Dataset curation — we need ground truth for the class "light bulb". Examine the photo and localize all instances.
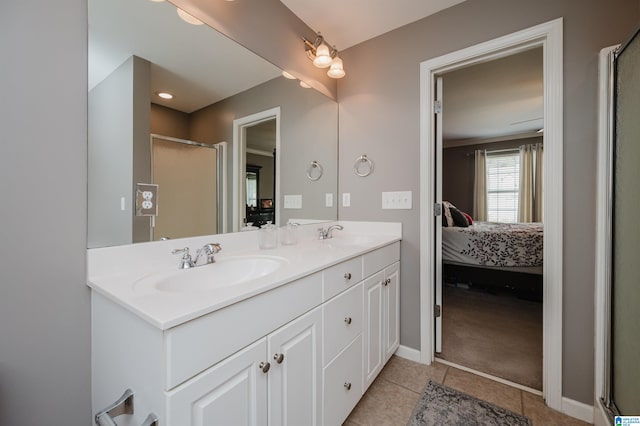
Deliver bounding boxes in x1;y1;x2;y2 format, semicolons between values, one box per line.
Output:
327;57;345;79
281;71;296;80
299;81;311;89
312;44;332;68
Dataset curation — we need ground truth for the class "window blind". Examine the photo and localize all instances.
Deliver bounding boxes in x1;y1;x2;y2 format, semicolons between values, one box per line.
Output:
486;150;520;223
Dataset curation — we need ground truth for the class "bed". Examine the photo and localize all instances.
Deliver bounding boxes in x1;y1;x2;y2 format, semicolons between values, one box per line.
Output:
442;221;543;299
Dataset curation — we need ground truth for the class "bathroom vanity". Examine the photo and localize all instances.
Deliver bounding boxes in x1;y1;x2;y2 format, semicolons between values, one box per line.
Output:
88;222;401;425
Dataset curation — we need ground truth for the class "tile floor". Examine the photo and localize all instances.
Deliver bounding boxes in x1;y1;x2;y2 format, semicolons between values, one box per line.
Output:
344;356;591;426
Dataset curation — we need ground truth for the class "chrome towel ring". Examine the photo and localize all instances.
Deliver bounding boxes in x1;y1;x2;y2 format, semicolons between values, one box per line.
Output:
354;154;374;177
306;160;323;181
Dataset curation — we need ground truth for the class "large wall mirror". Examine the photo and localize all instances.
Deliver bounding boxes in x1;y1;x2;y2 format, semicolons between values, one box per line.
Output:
87;0;338;249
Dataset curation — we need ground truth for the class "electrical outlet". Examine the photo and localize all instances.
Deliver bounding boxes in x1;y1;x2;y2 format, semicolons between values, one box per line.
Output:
342;193;351;207
136;183;158;216
325;193;333;207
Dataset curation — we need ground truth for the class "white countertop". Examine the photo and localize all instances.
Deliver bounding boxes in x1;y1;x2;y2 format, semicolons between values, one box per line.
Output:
87;221;401;330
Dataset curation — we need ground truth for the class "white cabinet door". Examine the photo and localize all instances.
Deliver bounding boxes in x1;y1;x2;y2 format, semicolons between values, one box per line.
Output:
383;262;400;362
267;307;323;426
166;338;268;426
363;271;384;391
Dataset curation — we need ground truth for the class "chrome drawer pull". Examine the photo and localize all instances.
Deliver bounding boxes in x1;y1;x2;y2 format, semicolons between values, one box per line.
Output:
259;361;271;373
344;317;352;325
344;382;352;390
273;353;285;364
344;272;352;280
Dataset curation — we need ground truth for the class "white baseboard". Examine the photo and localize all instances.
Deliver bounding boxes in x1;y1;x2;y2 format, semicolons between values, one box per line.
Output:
394;345;422;363
562;397;594;424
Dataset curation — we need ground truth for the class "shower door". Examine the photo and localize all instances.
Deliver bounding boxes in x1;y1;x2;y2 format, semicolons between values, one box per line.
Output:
611;26;640;416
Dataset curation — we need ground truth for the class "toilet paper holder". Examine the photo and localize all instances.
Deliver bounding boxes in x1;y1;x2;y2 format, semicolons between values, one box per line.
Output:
95;388;158;426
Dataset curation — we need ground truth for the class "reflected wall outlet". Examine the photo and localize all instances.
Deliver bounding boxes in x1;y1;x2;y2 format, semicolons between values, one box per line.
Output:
342;193;351;207
284;194;302;209
325;193;333;207
136;183;158;216
382;191;412;209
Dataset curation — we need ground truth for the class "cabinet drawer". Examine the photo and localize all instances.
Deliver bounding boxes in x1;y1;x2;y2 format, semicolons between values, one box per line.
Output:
323;257;363;301
363;242;400;277
323;335;363;426
323;283;363;366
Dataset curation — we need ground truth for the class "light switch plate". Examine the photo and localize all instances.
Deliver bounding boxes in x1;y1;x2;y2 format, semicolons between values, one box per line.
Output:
136;183;158;216
284;194;302;209
342;193;351;207
325;193;333;207
382;191;412;209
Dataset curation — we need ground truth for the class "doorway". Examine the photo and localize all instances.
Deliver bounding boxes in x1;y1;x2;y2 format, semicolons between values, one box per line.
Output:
419;19;564;410
435;48;544;392
232;107;281;231
150;134;225;240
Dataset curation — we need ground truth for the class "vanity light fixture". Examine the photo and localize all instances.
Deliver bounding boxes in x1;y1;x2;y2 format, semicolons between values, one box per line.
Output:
282;71;296;79
176;8;204;25
304;33;346;79
299;81;311;89
156;92;174;100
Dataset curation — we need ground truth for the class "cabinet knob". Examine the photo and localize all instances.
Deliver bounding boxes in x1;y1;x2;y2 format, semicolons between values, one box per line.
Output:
344;382;352;391
344;272;352;280
273;353;285;364
344;317;352;325
384;278;390;286
259;361;271;373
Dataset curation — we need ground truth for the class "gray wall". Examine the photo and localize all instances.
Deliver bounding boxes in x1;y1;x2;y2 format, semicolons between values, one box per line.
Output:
443;137;542;214
88;56;151;247
0;0;90;424
190;76;338;228
337;0;639;404
151;103;191;140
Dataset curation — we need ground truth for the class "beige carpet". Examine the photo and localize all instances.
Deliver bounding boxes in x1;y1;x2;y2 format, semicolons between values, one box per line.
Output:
439;285;542;390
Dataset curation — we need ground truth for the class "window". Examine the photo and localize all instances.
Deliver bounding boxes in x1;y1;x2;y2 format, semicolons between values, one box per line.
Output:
486;150;520;222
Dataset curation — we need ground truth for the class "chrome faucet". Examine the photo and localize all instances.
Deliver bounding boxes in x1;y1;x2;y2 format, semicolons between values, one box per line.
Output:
318;224;344;240
172;243;222;269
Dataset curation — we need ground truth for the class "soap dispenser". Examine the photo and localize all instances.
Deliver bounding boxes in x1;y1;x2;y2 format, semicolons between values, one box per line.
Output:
259;221;278;249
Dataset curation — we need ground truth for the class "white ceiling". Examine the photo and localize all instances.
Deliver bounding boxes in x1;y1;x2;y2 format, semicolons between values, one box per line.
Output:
88;0;281;113
90;0;542;141
442;47;543;141
280;0;468;50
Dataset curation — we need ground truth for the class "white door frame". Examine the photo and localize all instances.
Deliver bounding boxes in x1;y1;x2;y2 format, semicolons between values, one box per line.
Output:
419;18;564;410
232;107;281;232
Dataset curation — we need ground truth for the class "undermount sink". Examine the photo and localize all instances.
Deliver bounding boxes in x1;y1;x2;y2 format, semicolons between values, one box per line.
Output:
133;255;287;293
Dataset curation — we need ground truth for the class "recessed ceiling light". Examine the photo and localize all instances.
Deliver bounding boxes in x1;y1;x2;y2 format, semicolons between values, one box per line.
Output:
282;71;296;80
176;8;204;25
299;81;311;89
157;92;174;100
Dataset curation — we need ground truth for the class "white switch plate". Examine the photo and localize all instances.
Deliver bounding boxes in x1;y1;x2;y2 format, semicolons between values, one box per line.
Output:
382;191;412;209
284;194;302;209
325;193;333;207
342;193;351;207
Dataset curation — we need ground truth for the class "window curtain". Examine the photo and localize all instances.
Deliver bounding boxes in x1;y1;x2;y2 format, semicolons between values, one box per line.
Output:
519;143;543;222
473;149;487;221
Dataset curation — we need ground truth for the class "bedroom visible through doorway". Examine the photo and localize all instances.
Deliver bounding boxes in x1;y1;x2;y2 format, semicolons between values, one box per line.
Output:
436;48;544;391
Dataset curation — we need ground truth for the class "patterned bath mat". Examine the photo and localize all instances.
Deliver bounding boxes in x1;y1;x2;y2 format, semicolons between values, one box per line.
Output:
407;380;531;426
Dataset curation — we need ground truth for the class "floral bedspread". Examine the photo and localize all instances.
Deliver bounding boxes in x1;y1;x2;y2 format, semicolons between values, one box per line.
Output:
448;222;543;267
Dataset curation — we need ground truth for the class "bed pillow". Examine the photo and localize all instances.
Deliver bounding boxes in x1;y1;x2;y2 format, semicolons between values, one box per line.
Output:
462;212;473;225
450;207;469;227
442;202;455;227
